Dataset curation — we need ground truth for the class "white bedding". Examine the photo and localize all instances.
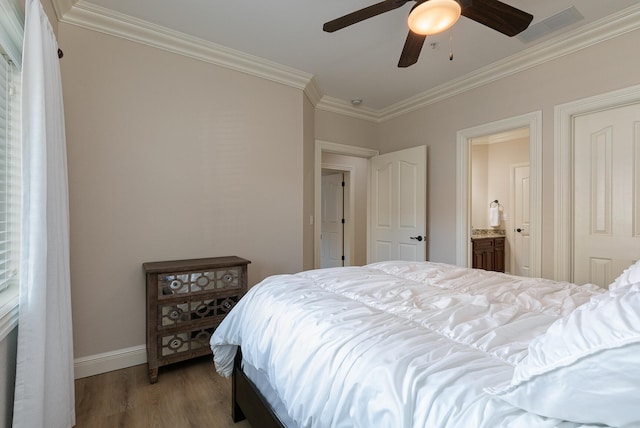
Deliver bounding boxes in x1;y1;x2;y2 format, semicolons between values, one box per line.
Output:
210;261;606;427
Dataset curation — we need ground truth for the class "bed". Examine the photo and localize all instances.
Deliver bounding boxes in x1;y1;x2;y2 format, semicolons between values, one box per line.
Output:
210;260;640;427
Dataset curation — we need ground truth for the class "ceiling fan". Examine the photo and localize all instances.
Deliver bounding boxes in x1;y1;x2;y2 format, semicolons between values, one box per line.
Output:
323;0;533;67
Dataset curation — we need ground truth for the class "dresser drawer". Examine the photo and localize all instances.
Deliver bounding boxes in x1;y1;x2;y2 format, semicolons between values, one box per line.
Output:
159;295;241;328
159;325;218;358
158;266;243;297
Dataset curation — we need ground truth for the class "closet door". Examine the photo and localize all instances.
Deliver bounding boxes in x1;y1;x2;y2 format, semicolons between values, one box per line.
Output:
573;103;640;287
320;172;345;268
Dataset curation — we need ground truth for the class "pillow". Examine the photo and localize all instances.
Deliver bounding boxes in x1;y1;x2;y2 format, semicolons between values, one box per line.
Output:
609;259;640;290
487;283;640;426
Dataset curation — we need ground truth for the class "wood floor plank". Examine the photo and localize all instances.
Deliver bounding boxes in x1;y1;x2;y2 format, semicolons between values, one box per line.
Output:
75;356;251;428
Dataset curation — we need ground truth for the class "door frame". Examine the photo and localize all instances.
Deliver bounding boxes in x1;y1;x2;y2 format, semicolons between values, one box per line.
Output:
314;140;379;269
456;111;542;277
555;83;640;281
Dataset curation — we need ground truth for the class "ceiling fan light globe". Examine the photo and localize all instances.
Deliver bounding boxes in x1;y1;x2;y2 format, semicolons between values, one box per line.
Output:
407;0;461;36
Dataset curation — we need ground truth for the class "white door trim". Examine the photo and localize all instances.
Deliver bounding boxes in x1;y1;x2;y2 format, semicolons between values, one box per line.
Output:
315;140;379;268
554;84;640;281
456;111;542;277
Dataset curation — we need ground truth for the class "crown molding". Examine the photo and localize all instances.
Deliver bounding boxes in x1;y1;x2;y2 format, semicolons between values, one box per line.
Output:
60;1;314;95
303;77;323;106
316;96;381;122
57;2;640;122
378;3;640;121
50;0;76;22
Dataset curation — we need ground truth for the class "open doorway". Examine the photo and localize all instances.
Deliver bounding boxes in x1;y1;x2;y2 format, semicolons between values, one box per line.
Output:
314;141;378;269
470;128;530;275
456;112;542;277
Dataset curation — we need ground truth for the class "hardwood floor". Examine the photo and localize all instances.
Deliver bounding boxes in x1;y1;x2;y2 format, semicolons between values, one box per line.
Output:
74;356;251;428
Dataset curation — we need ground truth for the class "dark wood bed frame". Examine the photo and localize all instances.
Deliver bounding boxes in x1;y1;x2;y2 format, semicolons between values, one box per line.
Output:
232;348;285;427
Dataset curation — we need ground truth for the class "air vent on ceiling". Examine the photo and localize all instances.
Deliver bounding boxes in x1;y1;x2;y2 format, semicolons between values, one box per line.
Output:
517;6;584;44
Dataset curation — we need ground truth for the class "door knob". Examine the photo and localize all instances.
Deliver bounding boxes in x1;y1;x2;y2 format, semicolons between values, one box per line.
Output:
410;235;423;241
516;228;523;233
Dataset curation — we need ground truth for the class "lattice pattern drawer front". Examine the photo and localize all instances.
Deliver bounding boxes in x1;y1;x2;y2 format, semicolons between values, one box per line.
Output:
160;302;190;326
158;266;242;296
159;326;216;357
159;295;240;327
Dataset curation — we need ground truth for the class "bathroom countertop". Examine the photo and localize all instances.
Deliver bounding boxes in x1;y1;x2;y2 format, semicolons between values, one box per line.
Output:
470;228;506;240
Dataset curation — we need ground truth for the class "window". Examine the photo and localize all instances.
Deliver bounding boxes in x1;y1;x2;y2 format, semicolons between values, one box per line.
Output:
0;0;23;340
0;52;20;294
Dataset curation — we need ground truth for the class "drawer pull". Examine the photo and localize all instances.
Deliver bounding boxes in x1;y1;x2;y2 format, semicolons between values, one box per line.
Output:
169;338;183;350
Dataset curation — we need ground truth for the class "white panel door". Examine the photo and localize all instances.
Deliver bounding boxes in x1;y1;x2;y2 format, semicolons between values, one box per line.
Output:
369;146;427;263
321;172;344;268
573;103;640;287
512;165;530;276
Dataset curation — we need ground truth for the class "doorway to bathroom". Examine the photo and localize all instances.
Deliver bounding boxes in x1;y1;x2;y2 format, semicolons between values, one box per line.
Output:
456;112;542;277
470;130;529;275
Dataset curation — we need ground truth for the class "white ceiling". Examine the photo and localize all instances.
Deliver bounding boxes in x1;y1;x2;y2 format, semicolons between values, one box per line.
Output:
56;0;640;112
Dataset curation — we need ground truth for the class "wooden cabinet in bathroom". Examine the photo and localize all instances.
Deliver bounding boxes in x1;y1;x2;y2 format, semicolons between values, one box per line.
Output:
472;237;505;273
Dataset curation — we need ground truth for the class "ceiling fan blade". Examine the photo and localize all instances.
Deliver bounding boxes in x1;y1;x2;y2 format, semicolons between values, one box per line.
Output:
458;0;533;37
323;0;410;33
398;30;426;68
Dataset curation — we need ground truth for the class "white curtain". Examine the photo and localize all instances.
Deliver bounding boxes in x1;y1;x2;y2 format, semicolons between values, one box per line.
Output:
12;0;75;427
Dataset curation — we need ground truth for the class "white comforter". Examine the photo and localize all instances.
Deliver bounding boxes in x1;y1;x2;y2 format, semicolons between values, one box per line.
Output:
210;261;604;428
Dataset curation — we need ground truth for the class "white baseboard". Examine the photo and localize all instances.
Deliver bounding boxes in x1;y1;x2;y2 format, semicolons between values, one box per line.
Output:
74;344;147;379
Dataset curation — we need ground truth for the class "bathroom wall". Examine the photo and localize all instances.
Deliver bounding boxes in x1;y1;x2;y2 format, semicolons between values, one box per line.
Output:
471;144;489;229
471;137;529;229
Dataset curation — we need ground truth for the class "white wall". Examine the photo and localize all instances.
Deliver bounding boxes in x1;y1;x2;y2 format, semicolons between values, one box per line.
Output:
472;138;529;229
60;23;307;363
486;138;530;228
315;109;380;149
471;144;489;228
378;28;640;277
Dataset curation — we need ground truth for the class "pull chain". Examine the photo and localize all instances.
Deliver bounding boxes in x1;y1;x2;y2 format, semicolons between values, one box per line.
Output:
449;33;454;61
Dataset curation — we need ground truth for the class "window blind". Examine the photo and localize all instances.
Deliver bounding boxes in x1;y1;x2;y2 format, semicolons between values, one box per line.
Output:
0;53;20;293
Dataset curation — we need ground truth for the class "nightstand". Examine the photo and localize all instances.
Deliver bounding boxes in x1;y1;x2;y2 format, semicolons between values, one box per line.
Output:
143;256;250;383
